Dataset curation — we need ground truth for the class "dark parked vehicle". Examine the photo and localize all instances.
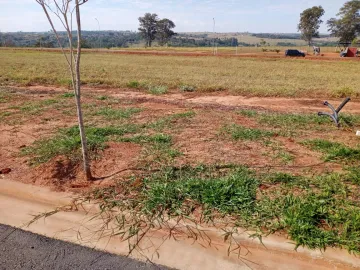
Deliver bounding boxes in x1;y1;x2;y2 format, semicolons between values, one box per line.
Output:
285;49;306;57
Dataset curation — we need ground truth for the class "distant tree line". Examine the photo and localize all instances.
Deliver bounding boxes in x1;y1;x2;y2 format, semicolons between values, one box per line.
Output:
170;37;241;47
0;31;142;48
252;33;302;40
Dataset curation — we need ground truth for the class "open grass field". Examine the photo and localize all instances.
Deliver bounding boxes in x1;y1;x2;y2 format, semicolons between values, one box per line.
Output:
0;48;359;98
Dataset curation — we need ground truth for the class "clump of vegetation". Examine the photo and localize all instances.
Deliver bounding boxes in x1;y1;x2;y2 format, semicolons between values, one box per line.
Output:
302;139;360;162
127;81;140;89
179;85;196;92
259;113;330;128
148;85;168;95
96;95;109;101
332;86;357;98
119;133;172;144
223;124;274;141
96;107;142;120
344;167;360;185
144;167;258;216
61;92;75;98
22;125;139;165
237;109;258;118
148;111;195;131
79;166;360;254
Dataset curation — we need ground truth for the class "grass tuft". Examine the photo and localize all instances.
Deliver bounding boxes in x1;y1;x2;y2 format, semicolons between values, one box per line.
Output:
22;124;139;165
143;167;259;215
96;107;142;120
302;139;360;162
60;92;75;98
179;85;196;92
224;124;274;141
148;85;168;95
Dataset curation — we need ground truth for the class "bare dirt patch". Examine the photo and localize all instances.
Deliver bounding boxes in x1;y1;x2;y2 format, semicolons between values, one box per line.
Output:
1;86;359;192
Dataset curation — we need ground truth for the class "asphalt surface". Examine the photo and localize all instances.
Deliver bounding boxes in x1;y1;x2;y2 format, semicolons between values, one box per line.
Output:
0;224;170;270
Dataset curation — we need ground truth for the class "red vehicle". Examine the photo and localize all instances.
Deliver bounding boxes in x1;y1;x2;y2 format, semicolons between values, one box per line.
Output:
340;47;358;57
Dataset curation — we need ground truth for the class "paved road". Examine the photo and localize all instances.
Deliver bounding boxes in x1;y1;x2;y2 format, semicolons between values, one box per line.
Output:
0;224;170;270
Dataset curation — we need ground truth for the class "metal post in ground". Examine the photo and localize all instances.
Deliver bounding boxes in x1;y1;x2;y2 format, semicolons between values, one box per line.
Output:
95;18;101;49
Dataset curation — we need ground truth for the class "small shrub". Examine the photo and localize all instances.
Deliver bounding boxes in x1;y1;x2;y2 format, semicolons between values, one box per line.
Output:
148;85;168;95
179;85;196;92
127;81;140;89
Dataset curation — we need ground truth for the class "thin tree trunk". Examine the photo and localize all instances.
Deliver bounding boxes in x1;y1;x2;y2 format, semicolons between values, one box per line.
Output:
75;0;92;180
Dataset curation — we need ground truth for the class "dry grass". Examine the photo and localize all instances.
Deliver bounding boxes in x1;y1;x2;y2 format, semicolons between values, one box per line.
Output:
0;49;359;97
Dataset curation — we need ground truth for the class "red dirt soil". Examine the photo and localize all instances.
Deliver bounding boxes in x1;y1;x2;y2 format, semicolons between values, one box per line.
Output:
1;86;359;192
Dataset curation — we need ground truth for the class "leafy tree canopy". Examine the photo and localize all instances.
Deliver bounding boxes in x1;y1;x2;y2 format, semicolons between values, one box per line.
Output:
298;6;325;46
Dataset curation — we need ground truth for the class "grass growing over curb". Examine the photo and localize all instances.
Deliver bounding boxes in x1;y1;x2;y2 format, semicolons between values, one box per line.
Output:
82;165;360;254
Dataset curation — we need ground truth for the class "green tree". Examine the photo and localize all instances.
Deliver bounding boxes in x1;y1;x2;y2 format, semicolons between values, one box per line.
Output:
259;39;267;47
138;13;159;47
327;0;360;43
298;6;325;47
156;19;176;46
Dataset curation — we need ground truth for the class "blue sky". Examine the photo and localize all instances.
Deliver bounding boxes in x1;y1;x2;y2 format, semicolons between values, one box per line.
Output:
0;0;348;33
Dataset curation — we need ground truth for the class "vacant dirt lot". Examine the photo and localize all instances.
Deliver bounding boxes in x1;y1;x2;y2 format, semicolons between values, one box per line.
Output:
1;86;359;190
1;52;360;257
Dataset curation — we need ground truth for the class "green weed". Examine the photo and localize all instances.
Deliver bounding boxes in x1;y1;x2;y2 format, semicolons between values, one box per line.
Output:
148;111;195;131
237;110;258;118
22;124;139;165
40;99;59;106
19;103;43;115
179;85;196;92
0;111;12;119
264;172;300;184
97;95;109;101
224;124;274;141
143;167;259;216
148;85;168;95
259;113;330;128
344;167;360;185
119;133;172;145
127;81;140;89
302;139;360;162
61;92;75;98
96;107;142;120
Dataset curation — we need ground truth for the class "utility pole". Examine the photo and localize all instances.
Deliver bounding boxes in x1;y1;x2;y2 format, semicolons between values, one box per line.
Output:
95;18;101;49
213;18;216;56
